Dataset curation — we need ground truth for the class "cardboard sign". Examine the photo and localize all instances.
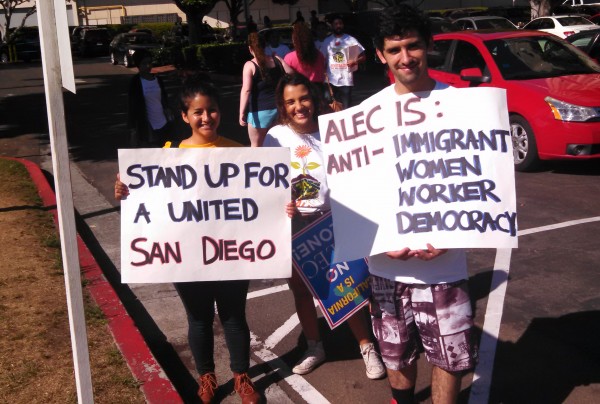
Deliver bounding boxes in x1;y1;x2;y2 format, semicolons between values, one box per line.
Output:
118;147;292;283
292;212;371;329
318;86;518;263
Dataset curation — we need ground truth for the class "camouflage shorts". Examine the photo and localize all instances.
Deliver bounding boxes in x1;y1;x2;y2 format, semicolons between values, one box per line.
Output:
370;275;478;372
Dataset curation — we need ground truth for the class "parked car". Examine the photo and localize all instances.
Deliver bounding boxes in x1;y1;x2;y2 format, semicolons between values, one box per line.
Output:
77;28;111;57
430;17;460;34
566;27;600;61
109;32;162;67
0;29;41;63
428;30;600;171
454;16;517;30
522;15;597;38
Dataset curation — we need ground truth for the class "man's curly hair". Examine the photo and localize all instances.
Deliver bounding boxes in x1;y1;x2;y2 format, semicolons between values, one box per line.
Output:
375;4;432;51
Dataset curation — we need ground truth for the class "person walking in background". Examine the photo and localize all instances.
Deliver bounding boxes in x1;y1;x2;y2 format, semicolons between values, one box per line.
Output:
263;15;273;29
321;14;366;108
127;50;172;147
293;10;305;25
309;10;320;33
263;74;387;379
240;32;293;146
116;75;261;404
246;15;258;33
313;21;330;56
368;5;479;403
264;29;291;58
284;23;327;100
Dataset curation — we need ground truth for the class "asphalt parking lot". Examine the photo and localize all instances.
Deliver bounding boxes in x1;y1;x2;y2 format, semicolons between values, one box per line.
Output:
1;58;599;403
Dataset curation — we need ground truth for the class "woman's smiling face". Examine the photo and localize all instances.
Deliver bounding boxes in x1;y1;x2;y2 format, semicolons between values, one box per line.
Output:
181;94;220;142
282;84;315;132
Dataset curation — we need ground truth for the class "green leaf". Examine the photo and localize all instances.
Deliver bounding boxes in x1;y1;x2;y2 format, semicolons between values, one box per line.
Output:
305;162;321;170
291;162;301;169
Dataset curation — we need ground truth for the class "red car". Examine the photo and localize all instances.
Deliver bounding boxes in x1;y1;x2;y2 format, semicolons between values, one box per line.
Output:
425;30;600;171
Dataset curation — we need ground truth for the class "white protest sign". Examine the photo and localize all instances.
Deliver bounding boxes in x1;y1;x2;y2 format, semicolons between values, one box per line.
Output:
118;147;292;283
318;86;518;263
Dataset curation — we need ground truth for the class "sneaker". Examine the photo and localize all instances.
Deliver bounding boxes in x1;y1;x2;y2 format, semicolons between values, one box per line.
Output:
292;340;326;375
360;342;386;380
198;372;217;404
233;372;261;404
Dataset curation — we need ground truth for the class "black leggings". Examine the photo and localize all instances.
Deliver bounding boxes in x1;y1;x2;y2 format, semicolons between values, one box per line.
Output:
174;280;250;374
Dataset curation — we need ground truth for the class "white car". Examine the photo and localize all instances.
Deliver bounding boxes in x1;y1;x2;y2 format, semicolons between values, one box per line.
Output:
522;15;598;38
453;16;517;31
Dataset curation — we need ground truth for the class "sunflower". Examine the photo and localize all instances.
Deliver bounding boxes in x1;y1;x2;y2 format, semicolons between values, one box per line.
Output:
294;145;312;158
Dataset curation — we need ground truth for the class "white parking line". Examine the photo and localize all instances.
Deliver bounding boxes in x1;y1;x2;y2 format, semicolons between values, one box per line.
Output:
519;216;600;236
469;248;512;404
469;216;600;404
247;284;289;300
251;332;331;404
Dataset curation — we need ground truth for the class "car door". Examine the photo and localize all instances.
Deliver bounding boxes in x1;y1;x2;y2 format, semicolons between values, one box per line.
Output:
429;39;490;88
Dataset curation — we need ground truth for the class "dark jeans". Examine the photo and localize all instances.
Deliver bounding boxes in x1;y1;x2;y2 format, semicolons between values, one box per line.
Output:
174;280;251;374
331;85;353;108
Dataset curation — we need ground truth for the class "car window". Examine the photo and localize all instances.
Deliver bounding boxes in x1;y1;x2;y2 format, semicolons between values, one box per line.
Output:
84;30;109;40
450;41;487;74
525;20;542;29
556;16;593;26
485;36;600;79
428;39;452;70
540;19;555;29
570;35;594;48
476;19;514;30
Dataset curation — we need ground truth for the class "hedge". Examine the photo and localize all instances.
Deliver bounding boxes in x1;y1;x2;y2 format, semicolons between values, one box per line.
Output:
182;42;251;74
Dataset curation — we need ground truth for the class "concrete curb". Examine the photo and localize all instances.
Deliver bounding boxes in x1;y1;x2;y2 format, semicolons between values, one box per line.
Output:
3;157;182;403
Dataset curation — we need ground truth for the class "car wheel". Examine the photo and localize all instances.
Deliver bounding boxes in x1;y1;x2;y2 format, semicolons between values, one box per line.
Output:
510;115;540;172
0;52;8;64
123;54;131;68
110;52;117;65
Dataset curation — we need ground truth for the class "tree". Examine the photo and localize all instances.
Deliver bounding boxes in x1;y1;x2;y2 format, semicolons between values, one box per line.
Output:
174;0;220;44
221;0;256;29
530;0;552;19
1;0;37;43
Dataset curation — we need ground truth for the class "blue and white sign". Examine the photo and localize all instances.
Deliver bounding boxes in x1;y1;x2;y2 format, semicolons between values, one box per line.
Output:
292;212;371;329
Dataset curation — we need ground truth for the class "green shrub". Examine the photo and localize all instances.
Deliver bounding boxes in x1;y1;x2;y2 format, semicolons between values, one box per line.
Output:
134;22;174;40
193;42;250;74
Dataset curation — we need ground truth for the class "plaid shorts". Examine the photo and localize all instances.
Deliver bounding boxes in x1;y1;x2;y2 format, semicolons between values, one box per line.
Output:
370;274;478;372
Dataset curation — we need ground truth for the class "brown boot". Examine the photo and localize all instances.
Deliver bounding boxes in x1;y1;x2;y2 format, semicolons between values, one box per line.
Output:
198;372;217;404
233;372;261;404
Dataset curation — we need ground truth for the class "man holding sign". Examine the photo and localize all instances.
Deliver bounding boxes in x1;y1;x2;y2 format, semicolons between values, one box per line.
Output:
321;15;366;108
366;6;479;404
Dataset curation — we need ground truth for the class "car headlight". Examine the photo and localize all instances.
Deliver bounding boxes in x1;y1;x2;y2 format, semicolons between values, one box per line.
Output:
128;49;136;56
545;96;600;122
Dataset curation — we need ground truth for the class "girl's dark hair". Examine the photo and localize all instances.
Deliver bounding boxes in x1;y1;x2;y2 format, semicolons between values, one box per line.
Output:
292;22;318;66
275;73;323;125
178;73;220;113
375;4;432;51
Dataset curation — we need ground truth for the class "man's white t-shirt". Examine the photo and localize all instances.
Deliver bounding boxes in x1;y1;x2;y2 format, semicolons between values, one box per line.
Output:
365;82;468;285
263;125;330;214
322;34;365;87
